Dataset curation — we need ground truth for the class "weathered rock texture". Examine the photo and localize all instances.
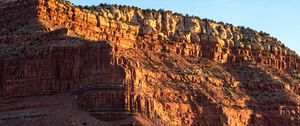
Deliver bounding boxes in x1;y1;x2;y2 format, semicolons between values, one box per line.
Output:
0;0;299;126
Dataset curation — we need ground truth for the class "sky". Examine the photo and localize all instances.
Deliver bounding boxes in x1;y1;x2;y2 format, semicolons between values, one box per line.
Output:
69;0;300;54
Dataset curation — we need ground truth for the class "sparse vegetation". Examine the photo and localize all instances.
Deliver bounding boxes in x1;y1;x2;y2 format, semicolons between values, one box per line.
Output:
259;31;270;37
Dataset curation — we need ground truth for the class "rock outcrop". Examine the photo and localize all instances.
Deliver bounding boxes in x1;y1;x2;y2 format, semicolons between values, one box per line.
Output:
0;0;299;126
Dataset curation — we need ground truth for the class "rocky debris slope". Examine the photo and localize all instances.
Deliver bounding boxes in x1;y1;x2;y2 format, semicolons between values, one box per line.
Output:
0;0;299;126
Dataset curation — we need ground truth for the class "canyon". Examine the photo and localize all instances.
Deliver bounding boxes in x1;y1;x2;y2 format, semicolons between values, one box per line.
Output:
0;0;299;125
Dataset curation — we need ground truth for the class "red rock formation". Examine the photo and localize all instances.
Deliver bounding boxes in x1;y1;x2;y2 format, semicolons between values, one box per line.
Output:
0;0;299;125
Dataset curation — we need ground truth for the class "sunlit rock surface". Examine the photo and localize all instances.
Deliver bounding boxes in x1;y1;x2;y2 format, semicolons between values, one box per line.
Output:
0;0;299;125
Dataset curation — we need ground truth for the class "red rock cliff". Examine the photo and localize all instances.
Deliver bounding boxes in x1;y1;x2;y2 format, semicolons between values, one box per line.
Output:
0;0;299;125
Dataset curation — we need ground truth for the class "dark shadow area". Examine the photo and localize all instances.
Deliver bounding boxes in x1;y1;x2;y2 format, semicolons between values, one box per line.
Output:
0;1;141;125
1;0;299;125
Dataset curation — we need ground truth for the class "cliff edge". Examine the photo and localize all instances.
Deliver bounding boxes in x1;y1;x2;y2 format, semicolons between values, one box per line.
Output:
0;0;299;125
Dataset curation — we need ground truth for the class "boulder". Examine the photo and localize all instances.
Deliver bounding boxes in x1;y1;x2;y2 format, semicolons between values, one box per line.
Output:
251;42;263;51
190;33;200;43
225;40;235;48
271;45;278;53
188;18;201;33
235;41;245;49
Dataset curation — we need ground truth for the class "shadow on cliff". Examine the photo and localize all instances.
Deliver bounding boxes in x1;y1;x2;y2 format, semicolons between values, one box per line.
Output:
222;62;296;126
0;2;119;97
0;0;44;37
1;2;297;125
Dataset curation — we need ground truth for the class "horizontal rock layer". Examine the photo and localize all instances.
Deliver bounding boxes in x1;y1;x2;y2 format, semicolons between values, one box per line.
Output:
0;0;299;126
0;0;299;71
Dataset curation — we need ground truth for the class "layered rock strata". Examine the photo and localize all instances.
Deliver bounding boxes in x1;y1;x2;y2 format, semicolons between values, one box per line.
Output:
1;0;299;71
0;0;299;126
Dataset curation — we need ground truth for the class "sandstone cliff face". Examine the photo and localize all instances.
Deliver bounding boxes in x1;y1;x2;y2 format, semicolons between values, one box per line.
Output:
0;0;299;126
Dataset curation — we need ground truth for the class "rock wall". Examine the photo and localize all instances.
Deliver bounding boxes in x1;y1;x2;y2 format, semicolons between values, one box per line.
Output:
0;41;116;96
37;0;139;49
34;0;299;71
0;0;299;71
0;0;299;126
0;37;132;121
